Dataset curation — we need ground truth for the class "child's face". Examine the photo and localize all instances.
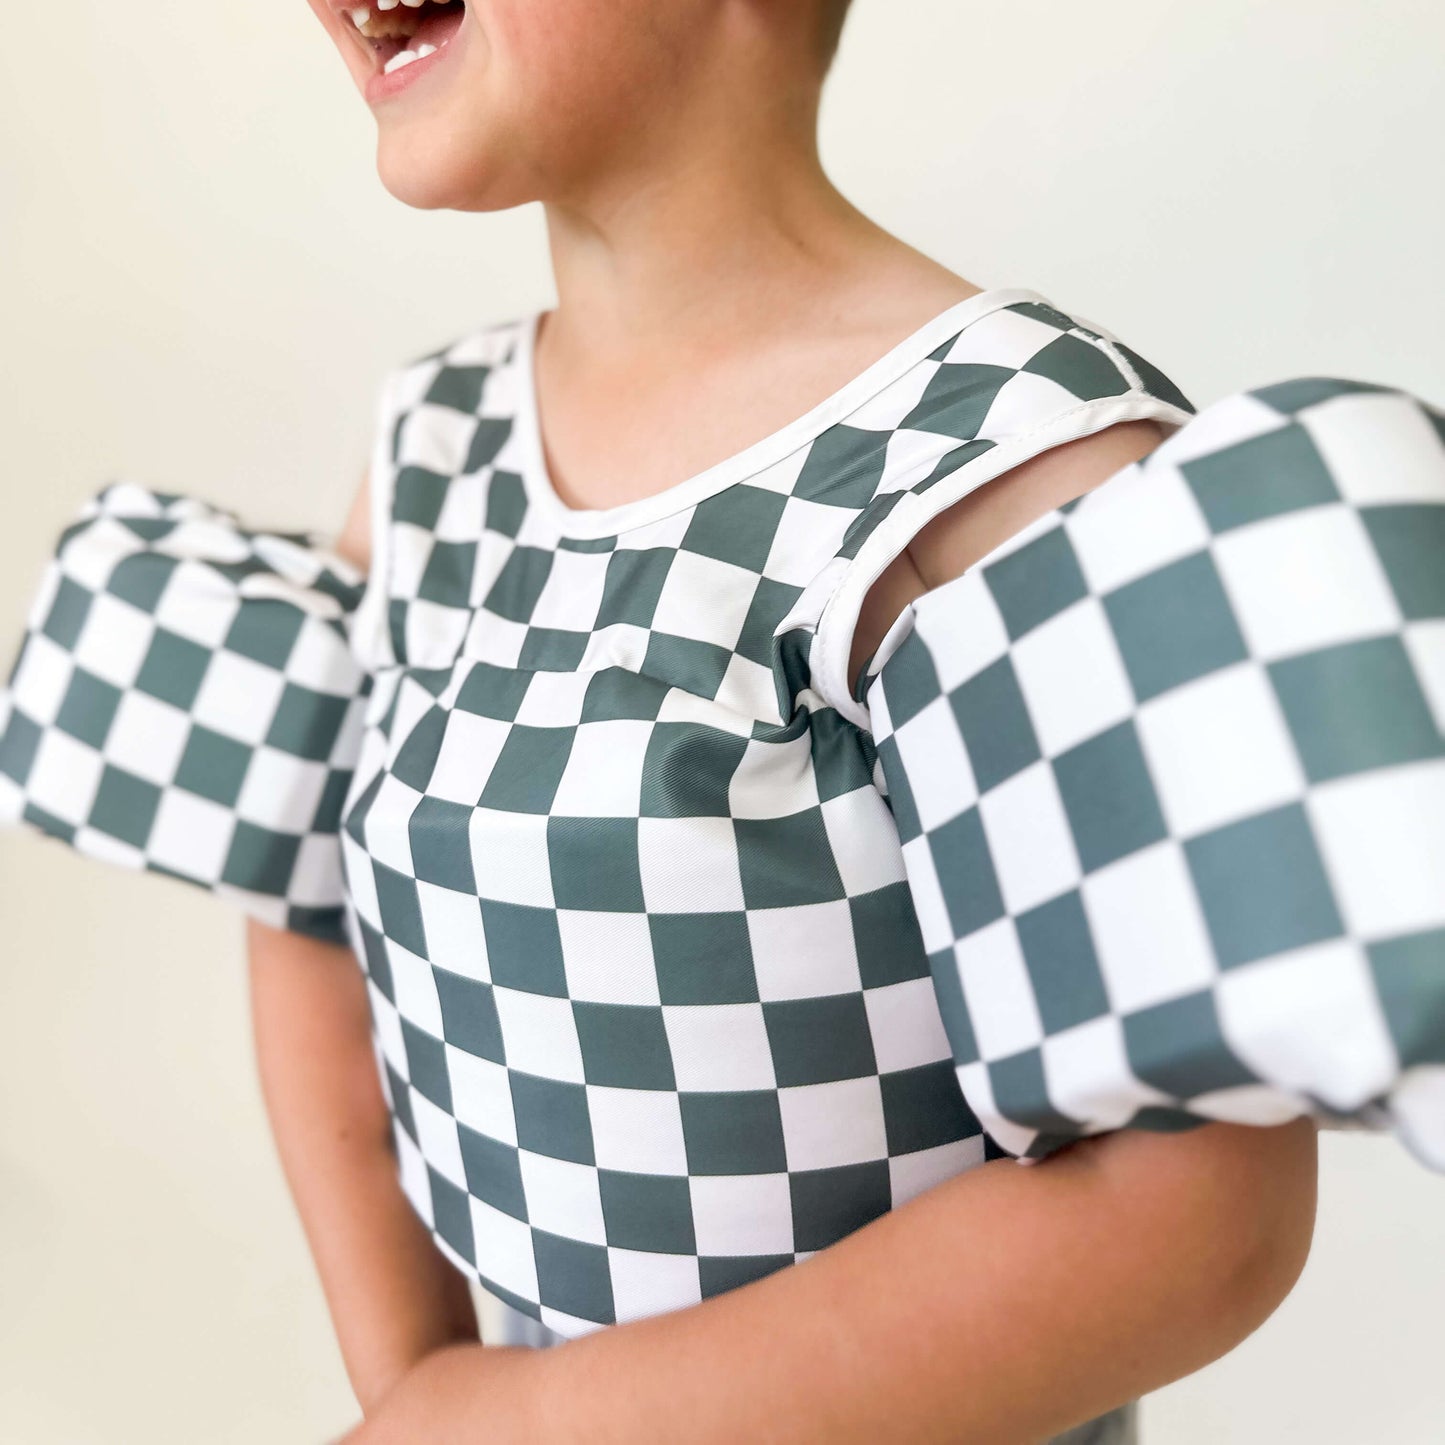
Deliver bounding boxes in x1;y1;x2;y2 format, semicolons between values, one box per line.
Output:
306;0;719;212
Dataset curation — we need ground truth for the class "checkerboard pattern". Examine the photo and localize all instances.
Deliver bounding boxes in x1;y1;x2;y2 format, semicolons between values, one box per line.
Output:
0;482;371;944
367;296;1196;690
864;379;1445;1171
335;295;1201;1337
0;292;1200;1355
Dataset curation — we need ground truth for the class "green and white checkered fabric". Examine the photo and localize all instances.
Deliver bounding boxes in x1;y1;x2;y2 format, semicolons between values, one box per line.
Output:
24;292;1430;1356
864;379;1445;1171
0;482;370;944
334;293;1198;1337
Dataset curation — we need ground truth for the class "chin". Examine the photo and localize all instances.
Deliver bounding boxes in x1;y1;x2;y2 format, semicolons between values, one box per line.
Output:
376;144;463;210
374;124;533;213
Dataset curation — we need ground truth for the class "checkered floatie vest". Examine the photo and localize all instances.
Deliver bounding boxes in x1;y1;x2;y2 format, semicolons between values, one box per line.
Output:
0;484;369;942
863;378;1445;1172
2;295;1440;1340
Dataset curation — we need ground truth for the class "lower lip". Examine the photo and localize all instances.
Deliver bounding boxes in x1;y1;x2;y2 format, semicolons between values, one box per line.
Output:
363;29;460;105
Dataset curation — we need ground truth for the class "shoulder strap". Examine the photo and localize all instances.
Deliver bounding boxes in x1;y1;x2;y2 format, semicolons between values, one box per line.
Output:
809;297;1198;729
360;320;522;672
347;365;408;675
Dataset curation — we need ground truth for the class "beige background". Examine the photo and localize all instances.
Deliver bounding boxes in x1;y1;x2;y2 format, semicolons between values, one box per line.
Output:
2;1;1442;1440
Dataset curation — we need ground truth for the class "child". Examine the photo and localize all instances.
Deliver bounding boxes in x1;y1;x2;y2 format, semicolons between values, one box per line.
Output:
2;3;1441;1441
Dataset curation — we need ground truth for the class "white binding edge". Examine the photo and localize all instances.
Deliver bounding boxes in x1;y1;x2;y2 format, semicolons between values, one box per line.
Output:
346;367;406;672
814;391;1198;732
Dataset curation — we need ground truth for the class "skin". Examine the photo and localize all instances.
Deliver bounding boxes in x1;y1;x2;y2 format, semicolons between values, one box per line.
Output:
252;2;1322;1438
247;915;481;1415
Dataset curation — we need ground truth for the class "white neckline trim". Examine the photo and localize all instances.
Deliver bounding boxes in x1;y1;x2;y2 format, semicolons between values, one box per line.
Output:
511;286;1054;539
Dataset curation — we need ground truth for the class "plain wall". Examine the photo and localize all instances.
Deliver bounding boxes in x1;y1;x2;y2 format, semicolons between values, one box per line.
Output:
2;2;1441;1440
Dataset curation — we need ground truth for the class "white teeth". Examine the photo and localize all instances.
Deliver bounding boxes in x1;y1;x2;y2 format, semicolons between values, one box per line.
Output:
377;0;399;10
349;6;368;28
379;37;440;76
401;0;427;7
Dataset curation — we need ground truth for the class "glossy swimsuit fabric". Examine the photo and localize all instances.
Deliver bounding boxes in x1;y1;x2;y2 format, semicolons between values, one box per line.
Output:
864;379;1445;1168
0;483;371;943
11;301;1426;1369
329;297;1196;1336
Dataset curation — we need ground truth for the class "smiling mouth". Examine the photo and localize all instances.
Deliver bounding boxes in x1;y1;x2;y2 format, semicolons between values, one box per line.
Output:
345;0;467;75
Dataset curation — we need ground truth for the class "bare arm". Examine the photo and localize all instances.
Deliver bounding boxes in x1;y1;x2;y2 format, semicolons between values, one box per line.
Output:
246;474;478;1416
344;1118;1318;1443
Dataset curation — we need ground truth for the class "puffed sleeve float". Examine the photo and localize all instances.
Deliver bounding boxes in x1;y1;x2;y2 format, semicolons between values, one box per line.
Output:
862;378;1445;1170
0;482;372;945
